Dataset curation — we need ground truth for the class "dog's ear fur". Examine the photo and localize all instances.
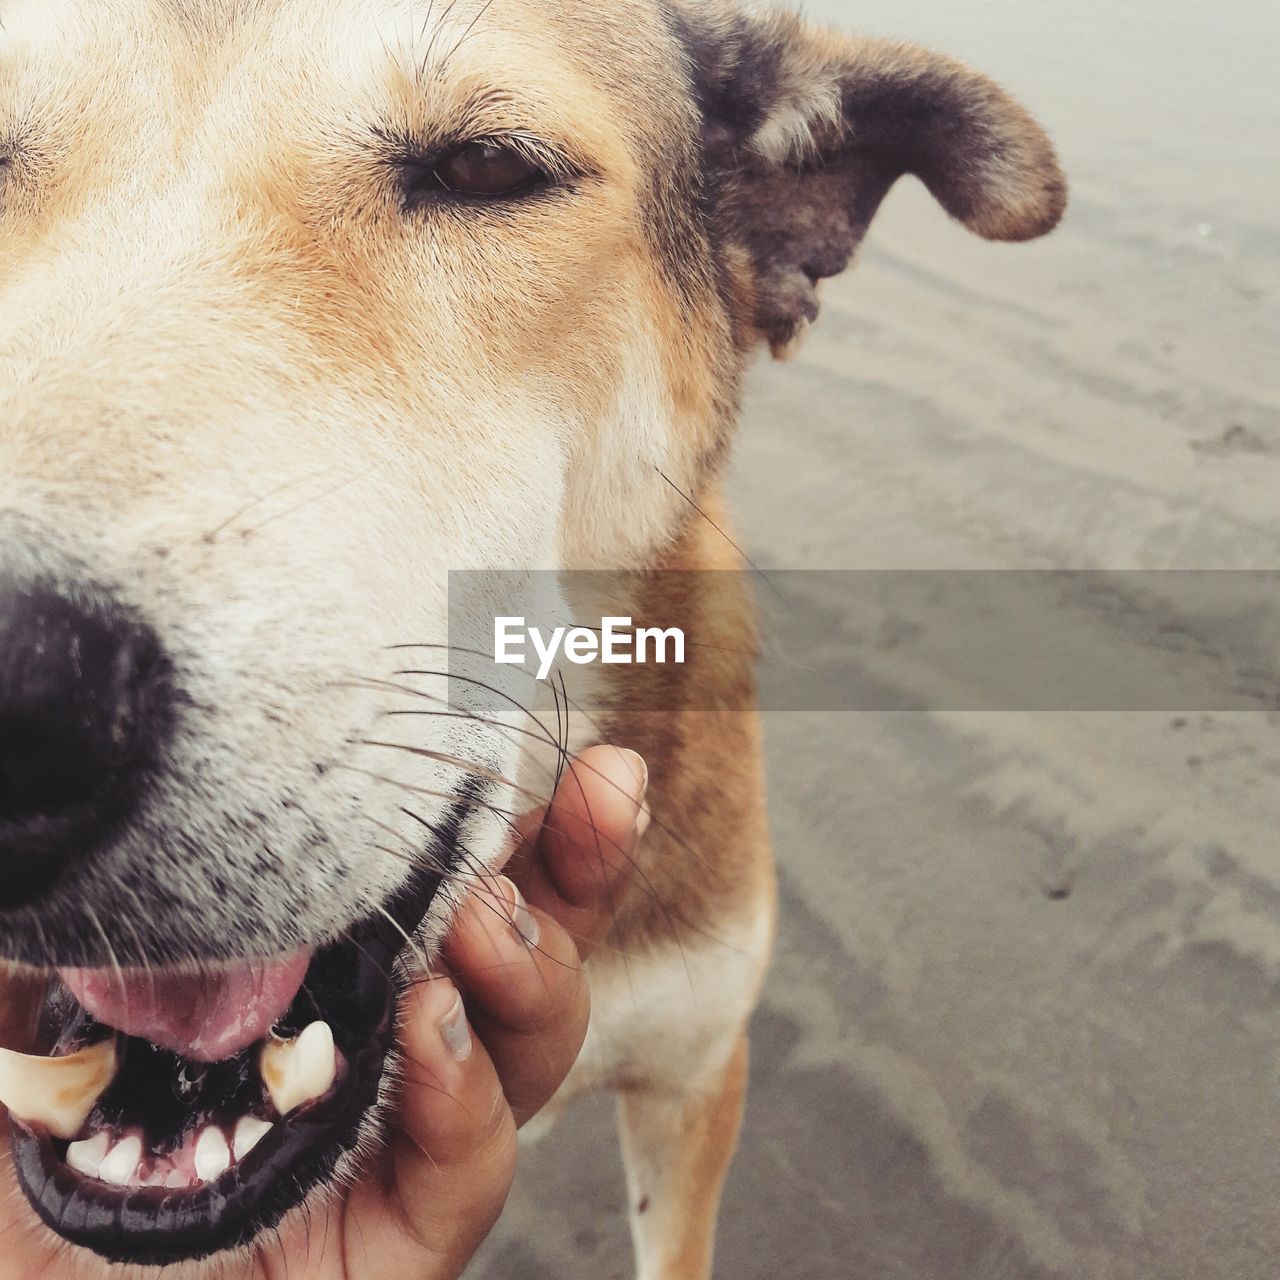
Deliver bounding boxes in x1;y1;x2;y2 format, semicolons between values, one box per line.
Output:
669;3;1067;356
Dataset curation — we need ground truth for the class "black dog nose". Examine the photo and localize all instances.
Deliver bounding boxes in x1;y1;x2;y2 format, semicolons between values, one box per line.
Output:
0;575;169;907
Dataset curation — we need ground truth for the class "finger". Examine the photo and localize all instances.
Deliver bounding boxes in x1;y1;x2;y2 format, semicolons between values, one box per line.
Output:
344;974;517;1278
507;745;648;961
443;876;589;1127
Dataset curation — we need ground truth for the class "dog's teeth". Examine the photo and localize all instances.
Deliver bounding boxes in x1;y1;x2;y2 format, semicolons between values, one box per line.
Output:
260;1021;336;1116
98;1134;143;1187
193;1127;232;1183
232;1115;272;1162
66;1131;111;1179
0;1039;118;1140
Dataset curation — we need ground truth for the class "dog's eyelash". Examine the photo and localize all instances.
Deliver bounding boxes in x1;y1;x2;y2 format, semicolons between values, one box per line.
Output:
378;122;578;173
470;131;580;183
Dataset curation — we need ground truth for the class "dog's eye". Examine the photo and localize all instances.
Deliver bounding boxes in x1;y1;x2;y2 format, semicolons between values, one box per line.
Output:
431;142;547;199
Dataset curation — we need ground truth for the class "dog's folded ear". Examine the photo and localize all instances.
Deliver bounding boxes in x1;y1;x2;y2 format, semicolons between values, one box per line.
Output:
670;4;1068;356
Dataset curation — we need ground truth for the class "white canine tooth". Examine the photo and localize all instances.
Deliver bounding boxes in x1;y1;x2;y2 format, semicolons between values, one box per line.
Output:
193;1127;232;1183
66;1131;111;1179
232;1116;272;1162
98;1135;143;1187
0;1039;118;1140
260;1022;336;1116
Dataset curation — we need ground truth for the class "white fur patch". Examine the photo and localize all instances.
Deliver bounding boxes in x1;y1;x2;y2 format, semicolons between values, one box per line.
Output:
565;902;773;1104
751;73;844;164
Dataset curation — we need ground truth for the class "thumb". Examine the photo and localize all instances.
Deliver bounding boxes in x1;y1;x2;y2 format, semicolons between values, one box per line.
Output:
343;974;517;1278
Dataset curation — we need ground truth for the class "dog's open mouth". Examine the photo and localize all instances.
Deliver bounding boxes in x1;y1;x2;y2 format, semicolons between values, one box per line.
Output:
1;872;442;1266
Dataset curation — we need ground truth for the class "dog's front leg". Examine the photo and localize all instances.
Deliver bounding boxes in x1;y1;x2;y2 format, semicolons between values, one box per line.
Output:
617;1032;750;1280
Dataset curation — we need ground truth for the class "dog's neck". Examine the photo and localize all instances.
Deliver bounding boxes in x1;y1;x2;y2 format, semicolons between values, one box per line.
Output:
591;481;770;949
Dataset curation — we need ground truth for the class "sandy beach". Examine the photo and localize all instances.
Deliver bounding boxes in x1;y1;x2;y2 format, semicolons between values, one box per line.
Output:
470;2;1280;1276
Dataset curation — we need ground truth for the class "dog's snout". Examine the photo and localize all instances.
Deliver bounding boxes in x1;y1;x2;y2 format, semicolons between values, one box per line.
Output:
0;573;170;908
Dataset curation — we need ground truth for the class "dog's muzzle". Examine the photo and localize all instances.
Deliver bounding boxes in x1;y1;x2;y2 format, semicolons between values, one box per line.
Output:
0;561;458;1264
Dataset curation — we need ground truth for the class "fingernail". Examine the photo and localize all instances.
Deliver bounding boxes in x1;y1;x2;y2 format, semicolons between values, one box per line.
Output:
497;876;540;948
620;749;649;797
439;993;472;1062
619;750;650;841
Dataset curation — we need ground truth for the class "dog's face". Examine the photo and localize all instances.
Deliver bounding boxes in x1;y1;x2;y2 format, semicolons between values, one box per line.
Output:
0;0;1064;1265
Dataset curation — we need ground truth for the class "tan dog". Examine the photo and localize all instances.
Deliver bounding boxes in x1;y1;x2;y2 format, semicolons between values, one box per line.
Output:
0;1;1064;1275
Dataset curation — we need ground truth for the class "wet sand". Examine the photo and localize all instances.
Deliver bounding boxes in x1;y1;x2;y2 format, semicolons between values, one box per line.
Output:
470;2;1280;1276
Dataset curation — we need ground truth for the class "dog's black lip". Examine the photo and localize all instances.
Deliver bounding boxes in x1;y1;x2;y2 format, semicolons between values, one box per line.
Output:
10;919;399;1265
7;778;486;1265
10;1017;389;1264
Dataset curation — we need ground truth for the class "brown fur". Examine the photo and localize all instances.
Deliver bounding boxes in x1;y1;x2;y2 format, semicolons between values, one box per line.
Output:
601;493;774;953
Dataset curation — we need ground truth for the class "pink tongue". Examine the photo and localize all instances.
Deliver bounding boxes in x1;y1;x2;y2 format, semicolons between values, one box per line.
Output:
58;952;312;1063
